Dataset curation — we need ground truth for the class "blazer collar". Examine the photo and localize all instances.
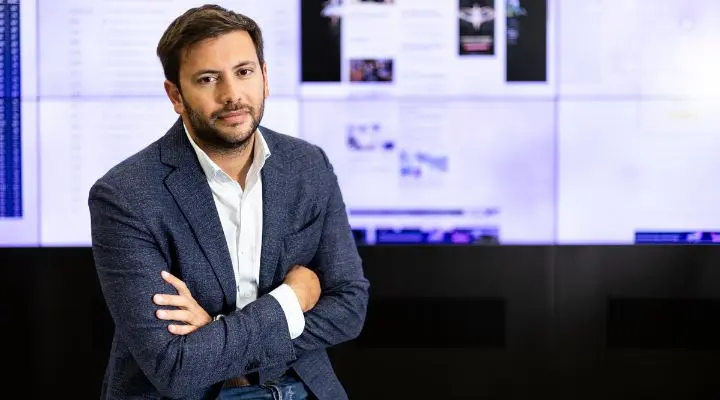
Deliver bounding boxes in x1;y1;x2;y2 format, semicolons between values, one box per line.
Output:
159;118;236;306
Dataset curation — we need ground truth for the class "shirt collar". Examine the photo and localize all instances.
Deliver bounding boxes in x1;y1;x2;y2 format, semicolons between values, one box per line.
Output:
183;123;271;183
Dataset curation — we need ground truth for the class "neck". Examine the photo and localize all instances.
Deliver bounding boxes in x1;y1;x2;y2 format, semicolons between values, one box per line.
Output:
191;129;256;187
215;138;255;187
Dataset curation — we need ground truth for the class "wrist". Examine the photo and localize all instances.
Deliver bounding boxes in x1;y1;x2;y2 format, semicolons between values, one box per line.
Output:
286;283;307;312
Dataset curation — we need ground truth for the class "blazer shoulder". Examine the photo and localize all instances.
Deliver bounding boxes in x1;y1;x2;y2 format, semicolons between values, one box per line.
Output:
92;138;165;192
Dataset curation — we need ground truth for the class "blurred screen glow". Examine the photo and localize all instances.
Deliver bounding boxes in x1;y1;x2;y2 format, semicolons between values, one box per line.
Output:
1;0;719;246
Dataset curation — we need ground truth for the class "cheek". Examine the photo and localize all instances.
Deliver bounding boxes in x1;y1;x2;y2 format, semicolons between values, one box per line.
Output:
254;84;268;104
185;96;216;117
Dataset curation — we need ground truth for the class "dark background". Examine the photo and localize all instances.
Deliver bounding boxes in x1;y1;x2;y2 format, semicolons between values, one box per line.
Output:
506;0;547;82
301;0;342;82
2;245;719;399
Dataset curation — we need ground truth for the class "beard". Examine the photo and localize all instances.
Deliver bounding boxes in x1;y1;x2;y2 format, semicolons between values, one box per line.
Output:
183;96;265;154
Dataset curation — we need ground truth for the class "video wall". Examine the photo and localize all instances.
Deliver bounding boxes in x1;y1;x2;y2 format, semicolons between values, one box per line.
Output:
2;0;720;246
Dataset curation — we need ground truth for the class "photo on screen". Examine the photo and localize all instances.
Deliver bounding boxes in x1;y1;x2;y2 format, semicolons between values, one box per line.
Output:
458;0;495;56
301;0;342;82
505;0;547;82
346;122;394;152
349;59;393;82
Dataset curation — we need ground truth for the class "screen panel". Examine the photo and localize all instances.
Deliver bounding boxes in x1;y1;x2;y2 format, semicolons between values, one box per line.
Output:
302;99;556;244
37;0;300;98
557;99;720;244
557;0;720;98
32;0;301;246
300;0;555;99
38;97;299;246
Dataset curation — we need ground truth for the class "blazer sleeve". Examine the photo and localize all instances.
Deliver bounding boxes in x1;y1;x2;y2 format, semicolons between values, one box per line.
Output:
89;178;296;398
291;147;370;357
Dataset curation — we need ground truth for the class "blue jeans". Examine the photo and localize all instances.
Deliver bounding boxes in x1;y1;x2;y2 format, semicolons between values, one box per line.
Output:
217;375;309;400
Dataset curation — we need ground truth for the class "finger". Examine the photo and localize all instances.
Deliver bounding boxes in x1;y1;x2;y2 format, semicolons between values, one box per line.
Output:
156;309;194;323
161;271;191;297
168;324;197;336
153;294;188;308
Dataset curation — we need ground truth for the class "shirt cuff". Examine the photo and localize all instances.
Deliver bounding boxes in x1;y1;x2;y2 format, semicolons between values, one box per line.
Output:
269;283;306;339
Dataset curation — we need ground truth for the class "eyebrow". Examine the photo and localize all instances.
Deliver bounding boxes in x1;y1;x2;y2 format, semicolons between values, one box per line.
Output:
191;61;258;79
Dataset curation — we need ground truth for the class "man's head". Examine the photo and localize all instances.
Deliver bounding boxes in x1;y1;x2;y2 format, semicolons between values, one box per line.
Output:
157;5;268;153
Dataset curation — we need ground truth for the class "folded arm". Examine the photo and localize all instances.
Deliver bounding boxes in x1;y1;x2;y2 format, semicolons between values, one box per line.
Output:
292;148;370;356
89;180;296;398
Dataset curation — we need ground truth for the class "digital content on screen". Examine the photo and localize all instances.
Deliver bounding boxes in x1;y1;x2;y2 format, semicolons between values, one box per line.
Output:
2;0;719;246
0;0;38;247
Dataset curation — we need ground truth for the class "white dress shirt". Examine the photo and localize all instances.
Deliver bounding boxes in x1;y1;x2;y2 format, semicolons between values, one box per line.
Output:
185;126;305;339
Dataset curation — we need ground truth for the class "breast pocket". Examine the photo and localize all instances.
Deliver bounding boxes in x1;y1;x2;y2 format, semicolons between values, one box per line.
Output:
281;213;323;268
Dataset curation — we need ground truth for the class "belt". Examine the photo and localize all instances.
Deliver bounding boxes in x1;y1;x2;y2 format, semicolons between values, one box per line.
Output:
223;373;259;388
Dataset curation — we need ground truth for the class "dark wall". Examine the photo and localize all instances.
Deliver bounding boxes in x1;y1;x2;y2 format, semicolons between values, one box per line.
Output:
1;246;719;399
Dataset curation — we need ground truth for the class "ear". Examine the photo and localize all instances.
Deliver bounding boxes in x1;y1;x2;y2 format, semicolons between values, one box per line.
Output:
262;63;270;98
164;80;185;115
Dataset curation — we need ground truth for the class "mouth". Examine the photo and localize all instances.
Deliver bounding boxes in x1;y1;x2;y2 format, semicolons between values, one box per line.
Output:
217;110;248;124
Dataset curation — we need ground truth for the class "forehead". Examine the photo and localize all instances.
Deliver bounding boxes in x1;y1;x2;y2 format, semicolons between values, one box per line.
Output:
180;30;258;74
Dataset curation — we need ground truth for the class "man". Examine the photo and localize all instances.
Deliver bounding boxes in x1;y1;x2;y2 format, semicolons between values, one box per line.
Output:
89;4;369;400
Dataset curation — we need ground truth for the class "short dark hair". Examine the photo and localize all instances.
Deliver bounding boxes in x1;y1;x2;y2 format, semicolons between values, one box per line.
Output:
156;4;265;89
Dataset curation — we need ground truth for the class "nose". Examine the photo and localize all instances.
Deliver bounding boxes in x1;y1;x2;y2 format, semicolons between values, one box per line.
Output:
217;77;242;105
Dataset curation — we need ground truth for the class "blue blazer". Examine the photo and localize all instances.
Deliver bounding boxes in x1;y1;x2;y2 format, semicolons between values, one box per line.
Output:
89;118;369;399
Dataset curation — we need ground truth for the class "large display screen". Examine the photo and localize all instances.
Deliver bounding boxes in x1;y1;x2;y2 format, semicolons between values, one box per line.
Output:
1;0;718;246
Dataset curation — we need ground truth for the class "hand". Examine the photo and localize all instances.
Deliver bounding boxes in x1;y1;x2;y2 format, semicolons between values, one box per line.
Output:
153;271;212;335
284;265;321;312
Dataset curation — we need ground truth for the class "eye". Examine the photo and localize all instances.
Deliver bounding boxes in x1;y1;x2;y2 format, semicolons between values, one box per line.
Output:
197;76;217;85
238;69;252;77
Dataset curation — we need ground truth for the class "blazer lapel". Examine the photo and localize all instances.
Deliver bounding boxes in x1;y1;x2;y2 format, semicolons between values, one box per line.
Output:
258;134;292;294
160;120;236;307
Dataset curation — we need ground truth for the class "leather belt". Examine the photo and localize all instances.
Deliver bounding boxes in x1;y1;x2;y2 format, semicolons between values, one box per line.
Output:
223;375;255;388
